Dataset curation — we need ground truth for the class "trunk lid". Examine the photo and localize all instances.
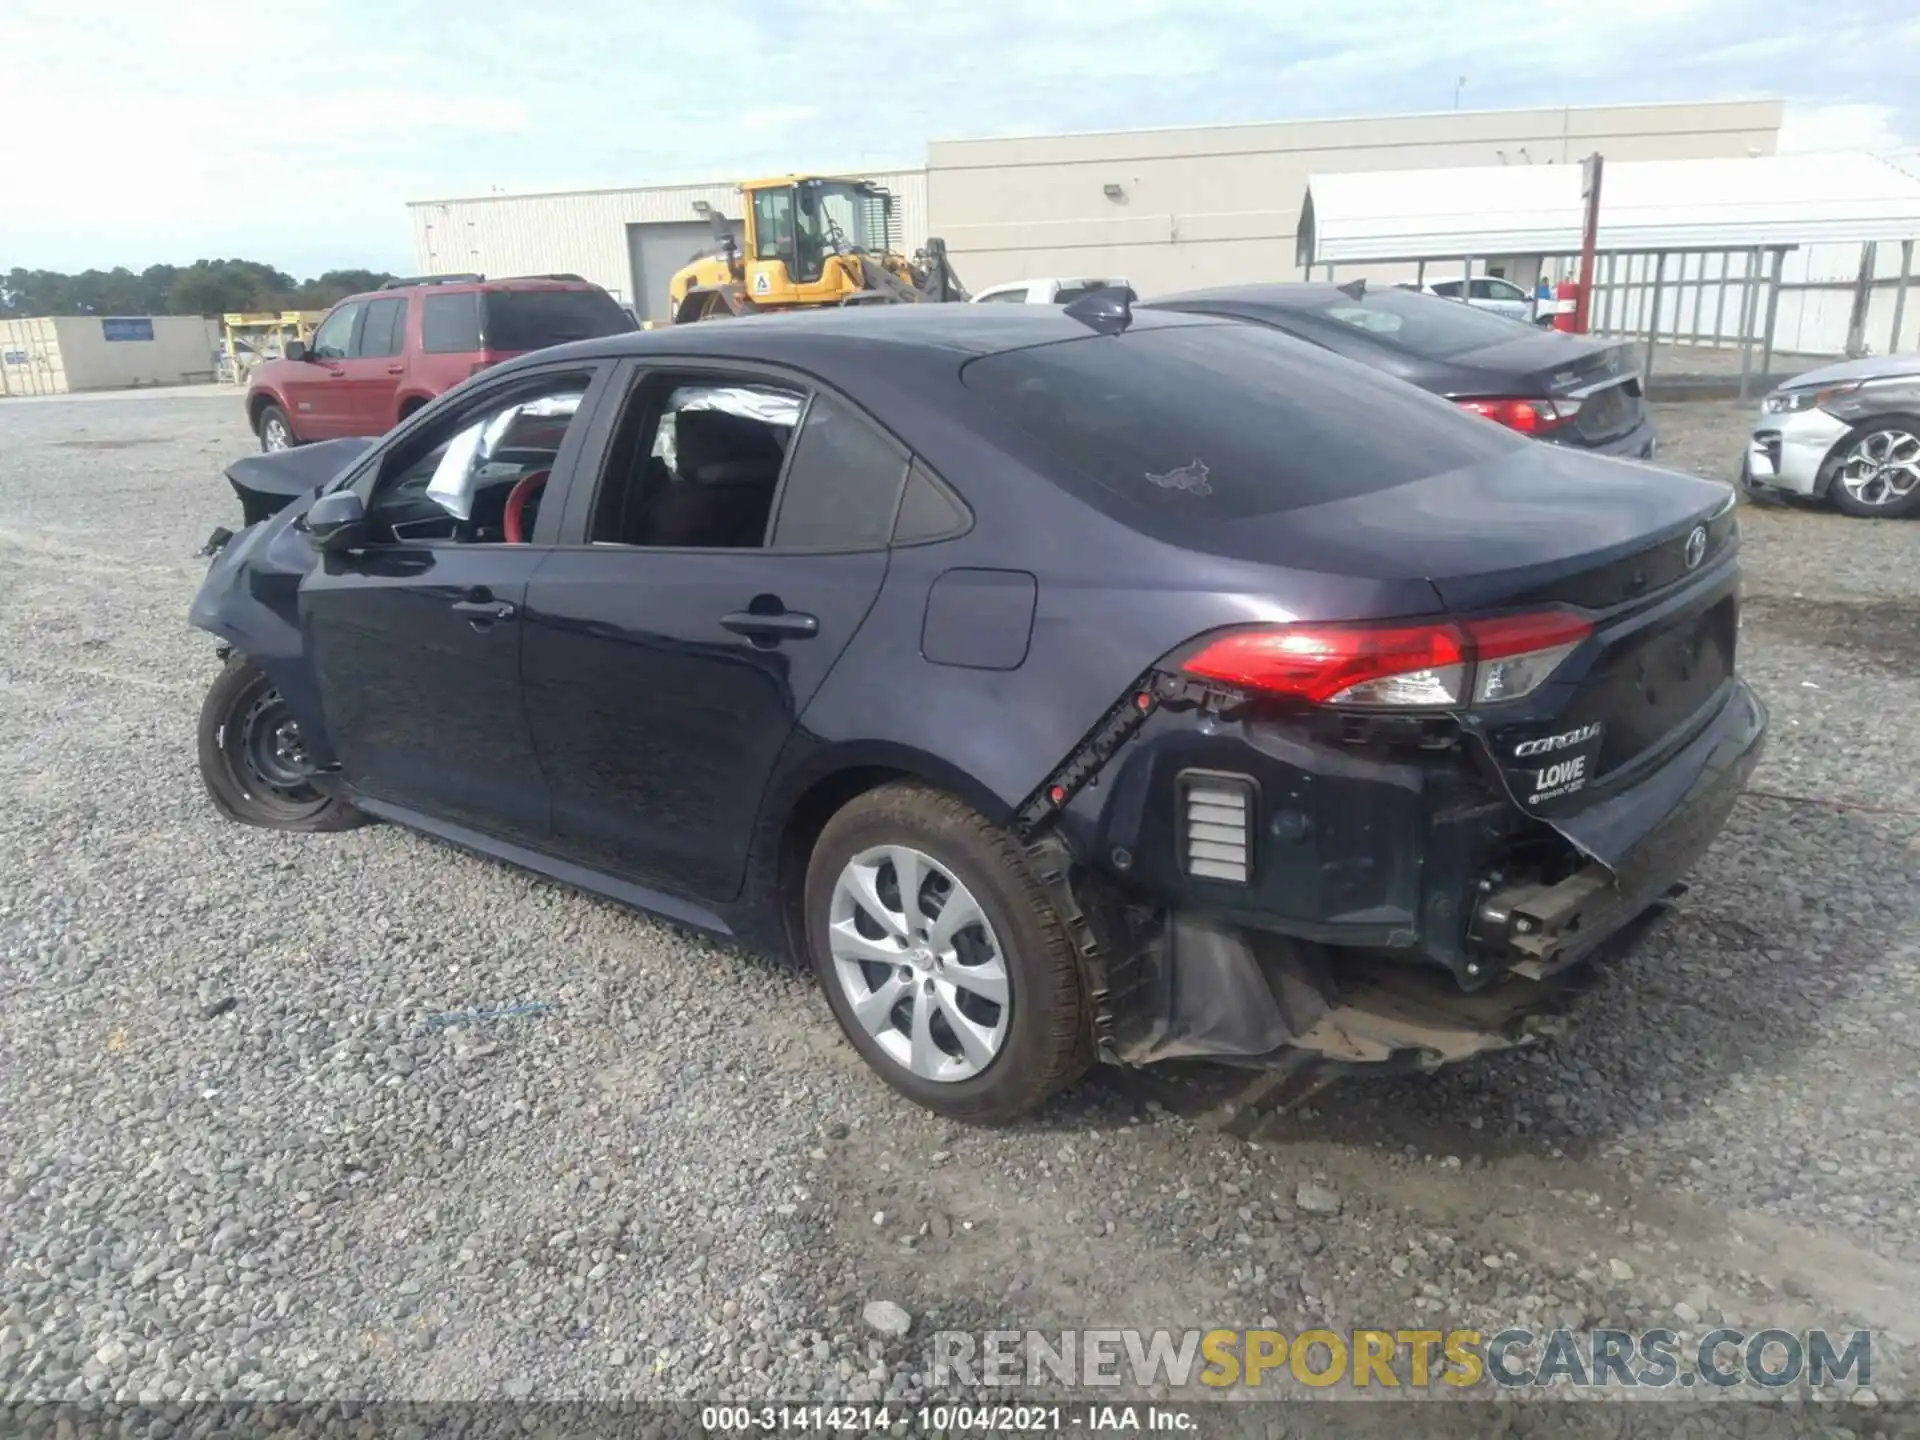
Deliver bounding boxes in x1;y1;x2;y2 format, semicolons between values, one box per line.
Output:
1242;445;1742;800
1444;333;1645;445
1247;443;1734;611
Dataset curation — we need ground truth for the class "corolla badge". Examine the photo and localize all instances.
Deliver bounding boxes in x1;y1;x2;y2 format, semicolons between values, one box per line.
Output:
1146;459;1212;495
1684;524;1708;570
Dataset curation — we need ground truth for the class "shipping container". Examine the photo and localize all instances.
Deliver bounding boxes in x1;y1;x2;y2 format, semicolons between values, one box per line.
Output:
0;316;222;396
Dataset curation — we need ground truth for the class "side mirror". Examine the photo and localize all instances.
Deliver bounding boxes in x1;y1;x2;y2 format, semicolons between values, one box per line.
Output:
303;489;367;551
284;339;308;362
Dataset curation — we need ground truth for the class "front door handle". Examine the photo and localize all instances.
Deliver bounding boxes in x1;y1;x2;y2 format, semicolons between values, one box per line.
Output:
720;609;818;641
452;598;517;622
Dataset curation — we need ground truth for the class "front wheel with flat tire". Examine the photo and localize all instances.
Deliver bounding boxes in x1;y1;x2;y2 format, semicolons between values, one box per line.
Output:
804;782;1089;1122
197;657;364;832
256;403;297;453
1828;417;1920;518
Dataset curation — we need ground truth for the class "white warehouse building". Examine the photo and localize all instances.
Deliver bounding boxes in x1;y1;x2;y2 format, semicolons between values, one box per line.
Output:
409;100;1784;327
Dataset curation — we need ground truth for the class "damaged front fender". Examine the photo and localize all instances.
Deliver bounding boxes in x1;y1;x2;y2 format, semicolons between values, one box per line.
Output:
189;450;346;771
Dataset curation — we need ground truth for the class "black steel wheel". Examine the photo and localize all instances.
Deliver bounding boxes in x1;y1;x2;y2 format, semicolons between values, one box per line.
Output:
196;657;364;831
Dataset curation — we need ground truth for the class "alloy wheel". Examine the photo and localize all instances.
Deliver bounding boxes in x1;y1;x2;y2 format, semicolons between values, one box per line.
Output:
262;417;291;451
826;844;1010;1083
1837;427;1920;508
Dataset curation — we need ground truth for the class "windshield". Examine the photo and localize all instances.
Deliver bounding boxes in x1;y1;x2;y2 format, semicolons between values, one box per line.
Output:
799;182;887;255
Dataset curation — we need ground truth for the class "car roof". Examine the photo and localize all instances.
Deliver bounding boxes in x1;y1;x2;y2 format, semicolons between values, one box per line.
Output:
338;276;606;306
517;303;1228;367
1143;282;1383;321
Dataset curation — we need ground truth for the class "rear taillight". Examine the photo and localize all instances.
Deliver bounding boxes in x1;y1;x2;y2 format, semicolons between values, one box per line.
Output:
1180;609;1593;710
1456;396;1580;435
1463;610;1592;704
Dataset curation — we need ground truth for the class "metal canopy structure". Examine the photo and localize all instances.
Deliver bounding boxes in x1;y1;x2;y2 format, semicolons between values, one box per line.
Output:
1298;153;1920;399
1297;153;1920;266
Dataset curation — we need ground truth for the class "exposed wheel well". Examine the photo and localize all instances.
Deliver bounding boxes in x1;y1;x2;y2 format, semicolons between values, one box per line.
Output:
775;765;912;960
248;392;280;428
398;395;429;421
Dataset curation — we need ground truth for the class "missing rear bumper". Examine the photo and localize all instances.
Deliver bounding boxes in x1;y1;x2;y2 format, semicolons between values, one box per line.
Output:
1104;904;1670;1077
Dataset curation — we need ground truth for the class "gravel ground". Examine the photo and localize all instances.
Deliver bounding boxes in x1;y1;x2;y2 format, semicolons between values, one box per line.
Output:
1;392;1915;1432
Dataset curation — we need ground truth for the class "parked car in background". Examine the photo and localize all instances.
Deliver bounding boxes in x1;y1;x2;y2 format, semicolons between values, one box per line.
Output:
970;277;1136;306
1743;352;1920;517
192;302;1759;1122
1146;282;1657;457
1422;275;1539;323
244;274;635;452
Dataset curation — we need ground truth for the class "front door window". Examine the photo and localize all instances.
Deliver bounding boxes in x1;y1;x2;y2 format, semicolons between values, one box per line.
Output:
309;304;360;361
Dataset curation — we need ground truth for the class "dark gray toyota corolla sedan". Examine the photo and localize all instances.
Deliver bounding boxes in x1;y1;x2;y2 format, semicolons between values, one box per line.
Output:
189;297;1764;1122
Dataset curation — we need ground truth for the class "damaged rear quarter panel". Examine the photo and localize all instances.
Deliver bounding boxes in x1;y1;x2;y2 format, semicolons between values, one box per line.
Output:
1077;704;1507;954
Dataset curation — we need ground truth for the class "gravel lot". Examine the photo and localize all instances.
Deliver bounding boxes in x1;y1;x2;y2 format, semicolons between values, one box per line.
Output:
1;391;1916;1430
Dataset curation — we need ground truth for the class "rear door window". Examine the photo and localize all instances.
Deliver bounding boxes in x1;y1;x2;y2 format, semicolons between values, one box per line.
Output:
422;292;482;353
354;297;407;358
959;323;1521;523
481;289;636;352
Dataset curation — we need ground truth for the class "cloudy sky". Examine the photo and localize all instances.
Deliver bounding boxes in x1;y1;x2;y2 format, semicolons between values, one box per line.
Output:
2;0;1913;278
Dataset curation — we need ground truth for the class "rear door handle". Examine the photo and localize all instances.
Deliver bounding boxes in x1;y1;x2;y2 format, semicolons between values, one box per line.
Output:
386;364;405;375
452;598;517;621
720;609;818;641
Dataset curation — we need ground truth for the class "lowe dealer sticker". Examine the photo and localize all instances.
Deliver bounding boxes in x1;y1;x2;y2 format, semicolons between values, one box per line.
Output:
1513;722;1605;806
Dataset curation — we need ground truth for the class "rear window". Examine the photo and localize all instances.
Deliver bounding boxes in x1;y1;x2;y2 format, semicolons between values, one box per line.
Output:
1308;287;1535;356
481;288;636;352
1053;281;1133;305
960;323;1521;521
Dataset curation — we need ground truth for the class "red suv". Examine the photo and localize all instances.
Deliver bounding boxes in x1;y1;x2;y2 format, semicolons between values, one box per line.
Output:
245;274;635;451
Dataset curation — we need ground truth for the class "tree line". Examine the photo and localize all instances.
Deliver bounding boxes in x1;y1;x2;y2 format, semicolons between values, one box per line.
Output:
0;259;399;319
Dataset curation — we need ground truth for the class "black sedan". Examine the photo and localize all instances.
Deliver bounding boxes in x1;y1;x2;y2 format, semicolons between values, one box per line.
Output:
190;298;1761;1122
1146;281;1659;459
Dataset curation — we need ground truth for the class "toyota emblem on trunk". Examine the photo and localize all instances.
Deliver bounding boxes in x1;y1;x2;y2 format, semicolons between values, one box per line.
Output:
1684;525;1708;570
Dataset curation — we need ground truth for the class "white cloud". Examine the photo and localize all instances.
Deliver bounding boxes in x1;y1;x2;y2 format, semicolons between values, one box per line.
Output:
1780;102;1909;154
3;0;1915;275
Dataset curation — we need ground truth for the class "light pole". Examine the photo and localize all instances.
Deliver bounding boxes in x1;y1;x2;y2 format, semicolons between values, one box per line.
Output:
1454;75;1467;109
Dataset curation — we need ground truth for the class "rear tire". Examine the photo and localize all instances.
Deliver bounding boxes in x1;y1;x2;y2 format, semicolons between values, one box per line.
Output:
197;657;364;832
1826;416;1920;518
256;403;297;453
803;782;1089;1122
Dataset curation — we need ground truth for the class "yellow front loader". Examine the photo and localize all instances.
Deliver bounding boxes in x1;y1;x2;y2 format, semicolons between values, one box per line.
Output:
667;175;968;323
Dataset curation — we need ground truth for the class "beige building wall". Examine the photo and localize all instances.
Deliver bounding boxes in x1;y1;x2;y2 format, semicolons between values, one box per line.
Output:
929;101;1784;299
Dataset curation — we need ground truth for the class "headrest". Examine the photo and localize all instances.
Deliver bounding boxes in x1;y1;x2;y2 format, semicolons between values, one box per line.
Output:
673;407;787;483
